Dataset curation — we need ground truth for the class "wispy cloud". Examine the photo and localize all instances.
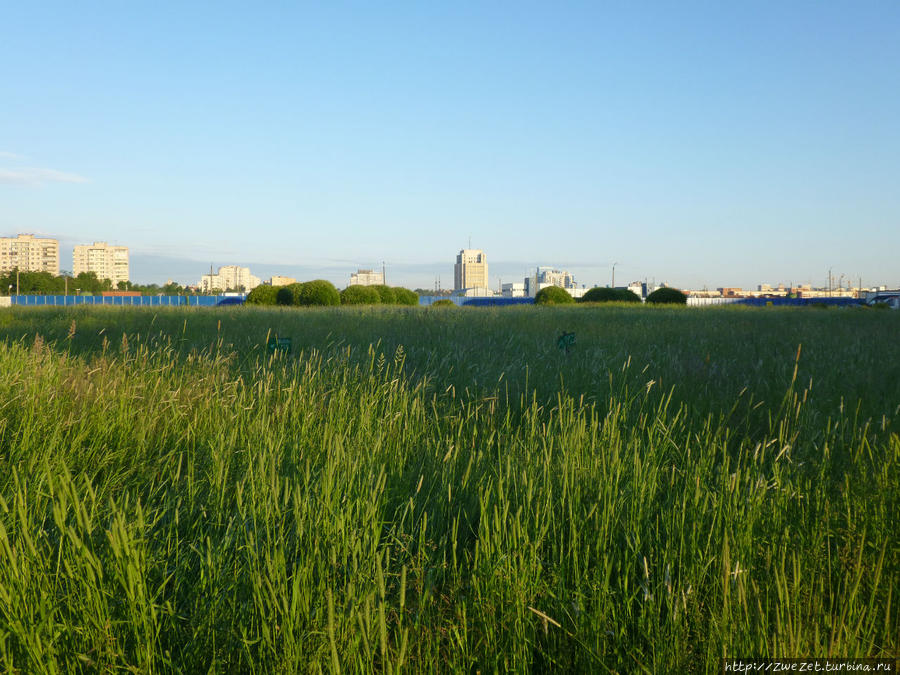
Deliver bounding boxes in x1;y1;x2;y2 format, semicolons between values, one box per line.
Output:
0;151;25;160
0;167;89;186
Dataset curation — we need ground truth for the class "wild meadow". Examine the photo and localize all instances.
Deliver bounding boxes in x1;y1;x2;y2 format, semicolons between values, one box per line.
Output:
0;304;896;673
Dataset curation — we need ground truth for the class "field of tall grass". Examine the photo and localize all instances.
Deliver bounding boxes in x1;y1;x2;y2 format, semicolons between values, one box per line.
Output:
0;304;896;673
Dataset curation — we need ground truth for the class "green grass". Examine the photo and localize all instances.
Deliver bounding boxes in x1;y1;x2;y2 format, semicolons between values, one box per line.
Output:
0;305;897;673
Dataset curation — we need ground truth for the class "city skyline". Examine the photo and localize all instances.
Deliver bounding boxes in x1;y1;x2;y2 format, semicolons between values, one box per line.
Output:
2;2;899;289
0;230;894;294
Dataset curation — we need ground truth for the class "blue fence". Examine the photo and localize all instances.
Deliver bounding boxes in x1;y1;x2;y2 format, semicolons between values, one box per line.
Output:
416;295;866;308
735;297;864;307
418;295;535;307
5;294;867;309
461;297;535;307
8;295;243;307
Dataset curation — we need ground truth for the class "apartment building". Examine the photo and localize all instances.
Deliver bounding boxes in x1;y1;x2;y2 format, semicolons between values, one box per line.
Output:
349;269;384;286
73;242;129;285
454;249;488;291
269;275;297;287
0;234;60;275
199;265;261;292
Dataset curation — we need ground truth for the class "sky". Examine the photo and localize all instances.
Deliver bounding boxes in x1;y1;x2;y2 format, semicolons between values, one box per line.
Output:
2;1;899;289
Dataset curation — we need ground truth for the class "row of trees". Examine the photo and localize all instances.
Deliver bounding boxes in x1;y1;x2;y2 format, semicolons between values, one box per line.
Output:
245;281;419;307
535;286;687;305
0;270;209;296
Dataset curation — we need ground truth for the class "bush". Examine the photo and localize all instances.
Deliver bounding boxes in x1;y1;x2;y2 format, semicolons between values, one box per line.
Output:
297;280;340;306
245;285;278;306
392;287;419;306
341;285;382;305
646;287;687;305
535;286;575;305
581;287;641;303
430;299;455;307
276;284;302;306
370;285;396;304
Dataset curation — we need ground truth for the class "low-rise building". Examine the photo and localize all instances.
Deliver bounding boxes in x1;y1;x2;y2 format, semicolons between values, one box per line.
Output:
452;287;497;298
718;287;745;298
501;282;526;298
349;269;384;286
269;275;297;287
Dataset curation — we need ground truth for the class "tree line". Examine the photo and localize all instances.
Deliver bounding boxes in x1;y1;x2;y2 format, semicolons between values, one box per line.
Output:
0;270;208;296
534;285;687;305
245;280;419;307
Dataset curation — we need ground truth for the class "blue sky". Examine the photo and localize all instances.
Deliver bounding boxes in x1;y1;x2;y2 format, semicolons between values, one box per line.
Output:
2;1;898;289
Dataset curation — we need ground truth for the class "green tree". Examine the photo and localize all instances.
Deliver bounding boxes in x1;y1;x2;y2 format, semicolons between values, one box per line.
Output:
276;284;302;306
370;285;396;304
297;280;340;306
162;282;184;295
646;287;687;305
535;286;575;305
581;287;641;303
74;271;109;293
245;285;279;306
392;287;419;306
341;285;381;305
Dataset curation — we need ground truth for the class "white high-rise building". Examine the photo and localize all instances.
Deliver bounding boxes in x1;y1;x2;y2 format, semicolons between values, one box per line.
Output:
199;265;261;292
454;249;488;291
73;242;129;285
0;234;60;276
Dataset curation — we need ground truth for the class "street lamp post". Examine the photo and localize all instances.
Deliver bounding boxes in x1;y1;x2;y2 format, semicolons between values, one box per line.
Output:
612;262;618;289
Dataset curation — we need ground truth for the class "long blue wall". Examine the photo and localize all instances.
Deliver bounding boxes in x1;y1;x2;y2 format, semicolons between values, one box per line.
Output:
8;295;241;307
416;295;865;308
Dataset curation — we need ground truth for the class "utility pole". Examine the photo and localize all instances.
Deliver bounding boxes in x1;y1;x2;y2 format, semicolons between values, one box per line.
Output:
382;261;386;285
16;269;19;297
828;267;832;296
612;262;618;289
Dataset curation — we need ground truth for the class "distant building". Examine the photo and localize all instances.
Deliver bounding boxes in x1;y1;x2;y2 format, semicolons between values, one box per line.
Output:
73;242;129;286
523;267;578;298
0;234;60;276
501;281;526;298
269;275;297;287
349;269;384;286
718;287;745;298
627;282;645;299
454;249;488;291
199;265;261;293
452;287;497;298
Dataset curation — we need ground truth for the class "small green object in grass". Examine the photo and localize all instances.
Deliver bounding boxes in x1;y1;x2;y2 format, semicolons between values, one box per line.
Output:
267;335;292;355
557;331;576;354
